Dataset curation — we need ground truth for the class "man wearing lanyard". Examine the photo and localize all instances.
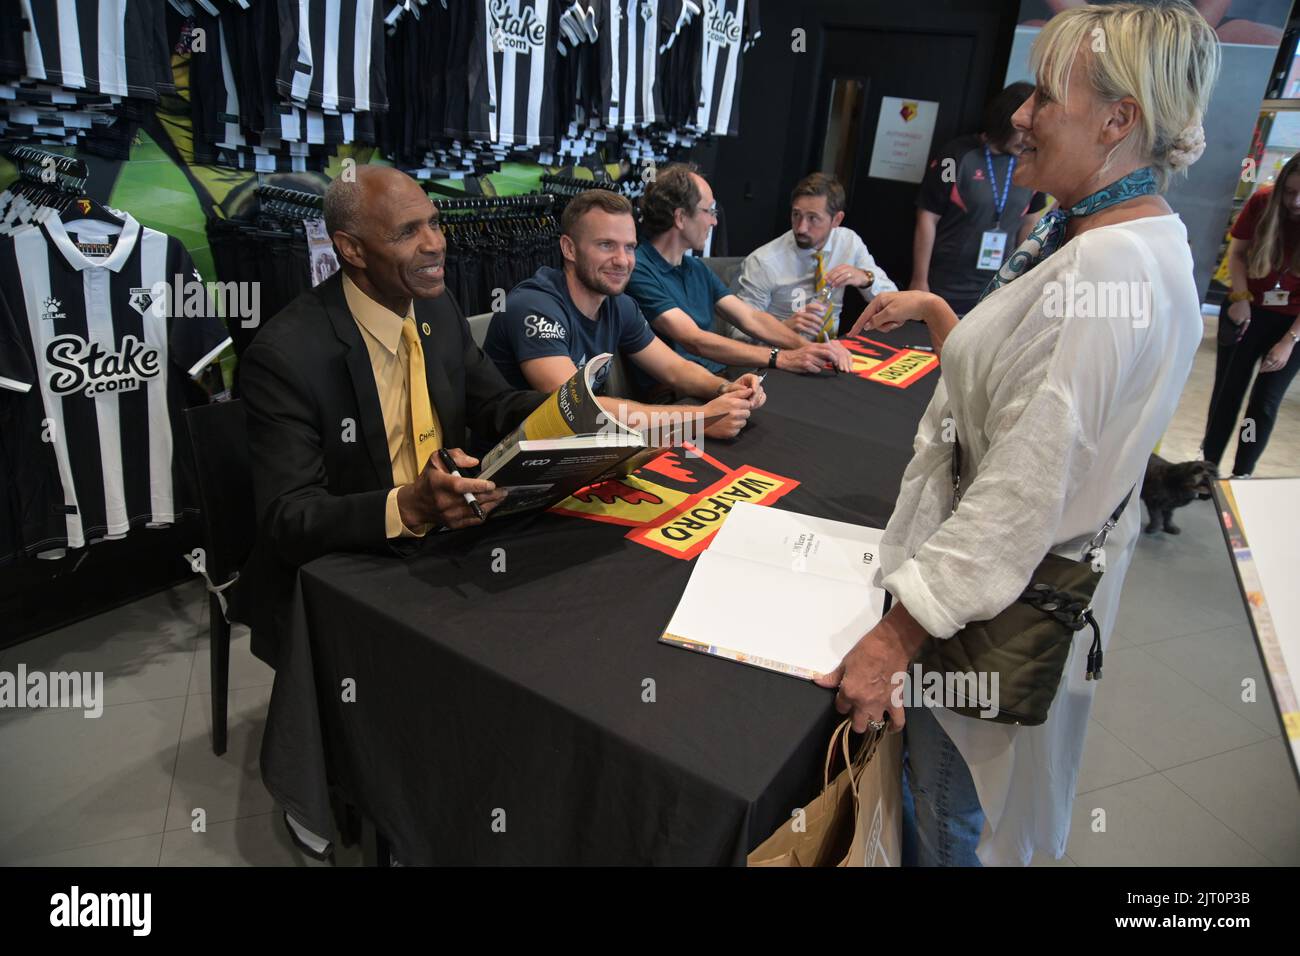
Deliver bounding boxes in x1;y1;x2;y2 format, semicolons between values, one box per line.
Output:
977;144;1016;274
911;83;1050;317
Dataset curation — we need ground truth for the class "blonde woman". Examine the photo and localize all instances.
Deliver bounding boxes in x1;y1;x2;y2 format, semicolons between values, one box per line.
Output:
814;1;1220;865
1202;152;1300;477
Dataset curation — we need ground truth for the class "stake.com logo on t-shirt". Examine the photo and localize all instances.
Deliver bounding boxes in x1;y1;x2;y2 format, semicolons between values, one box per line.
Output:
523;314;566;340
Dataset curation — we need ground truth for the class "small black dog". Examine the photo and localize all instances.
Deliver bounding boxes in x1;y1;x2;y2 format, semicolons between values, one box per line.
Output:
1140;455;1216;534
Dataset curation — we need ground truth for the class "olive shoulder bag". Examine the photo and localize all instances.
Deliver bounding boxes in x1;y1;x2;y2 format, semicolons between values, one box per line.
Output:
915;436;1133;726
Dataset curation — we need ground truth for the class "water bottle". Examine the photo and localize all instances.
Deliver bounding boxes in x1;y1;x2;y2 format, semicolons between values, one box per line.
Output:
805;286;835;342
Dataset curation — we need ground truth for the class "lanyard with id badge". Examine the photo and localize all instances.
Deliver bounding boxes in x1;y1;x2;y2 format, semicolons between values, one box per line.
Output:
1264;271;1291;307
976;147;1016;271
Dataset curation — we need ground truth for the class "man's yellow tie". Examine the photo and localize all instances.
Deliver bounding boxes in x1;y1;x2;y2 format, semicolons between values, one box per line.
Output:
400;317;440;472
812;251;835;343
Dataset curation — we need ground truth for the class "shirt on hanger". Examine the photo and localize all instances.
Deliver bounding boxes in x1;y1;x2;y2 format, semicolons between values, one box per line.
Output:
18;0;173;100
0;211;231;561
467;0;559;147
592;0;697;131
275;0;388;112
689;0;759;136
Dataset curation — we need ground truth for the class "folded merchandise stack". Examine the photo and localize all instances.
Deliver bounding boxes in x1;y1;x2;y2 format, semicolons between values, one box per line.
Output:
0;0;174;160
2;1;761;181
380;0;751;181
181;0;758;180
529;0;762;182
379;0;508;179
186;0;387;172
619;0;762;178
542;0;703;170
549;0;603;164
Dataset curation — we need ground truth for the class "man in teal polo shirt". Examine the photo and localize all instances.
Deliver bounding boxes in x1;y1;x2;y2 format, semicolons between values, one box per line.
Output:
625;163;853;384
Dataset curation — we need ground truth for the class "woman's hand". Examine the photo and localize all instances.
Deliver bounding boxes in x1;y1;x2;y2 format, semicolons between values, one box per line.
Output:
1260;336;1295;373
848;290;944;337
1226;299;1251;327
813;604;932;733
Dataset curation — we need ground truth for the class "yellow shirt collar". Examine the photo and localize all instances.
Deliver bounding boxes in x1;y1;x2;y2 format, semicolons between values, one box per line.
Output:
342;272;412;355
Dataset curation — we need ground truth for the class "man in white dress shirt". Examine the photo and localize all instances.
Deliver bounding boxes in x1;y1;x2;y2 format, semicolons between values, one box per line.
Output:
736;173;898;342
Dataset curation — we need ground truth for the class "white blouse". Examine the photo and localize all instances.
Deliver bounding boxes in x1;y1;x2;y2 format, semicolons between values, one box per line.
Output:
880;214;1202;865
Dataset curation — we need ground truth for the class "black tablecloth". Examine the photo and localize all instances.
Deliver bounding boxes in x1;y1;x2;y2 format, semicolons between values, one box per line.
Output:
260;328;940;865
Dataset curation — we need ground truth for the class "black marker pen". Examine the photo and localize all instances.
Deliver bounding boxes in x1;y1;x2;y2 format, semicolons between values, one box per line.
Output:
437;447;485;521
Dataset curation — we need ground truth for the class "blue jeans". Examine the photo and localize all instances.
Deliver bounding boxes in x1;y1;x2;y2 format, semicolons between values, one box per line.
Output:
901;704;985;866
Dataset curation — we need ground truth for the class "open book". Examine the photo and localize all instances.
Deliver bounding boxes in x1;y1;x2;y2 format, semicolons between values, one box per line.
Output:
479;354;709;519
661;502;889;679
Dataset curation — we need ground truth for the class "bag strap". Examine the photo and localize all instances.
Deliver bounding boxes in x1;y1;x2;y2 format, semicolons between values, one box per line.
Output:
1082;486;1134;563
843;725;881;803
950;434;1134;555
822;719;850;786
821;719;882;791
950;434;964;515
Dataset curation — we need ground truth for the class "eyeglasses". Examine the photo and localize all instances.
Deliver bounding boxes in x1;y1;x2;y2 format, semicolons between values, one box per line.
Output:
697;204;719;220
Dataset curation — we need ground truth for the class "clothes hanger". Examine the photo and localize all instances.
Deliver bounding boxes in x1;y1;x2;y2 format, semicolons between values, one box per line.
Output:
31;154;126;228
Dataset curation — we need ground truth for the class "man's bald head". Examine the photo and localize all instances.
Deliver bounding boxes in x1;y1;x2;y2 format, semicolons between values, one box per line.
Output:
324;165;420;238
324;165;447;311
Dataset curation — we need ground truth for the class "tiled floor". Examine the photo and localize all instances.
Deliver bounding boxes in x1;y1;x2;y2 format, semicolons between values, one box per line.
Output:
0;589;358;867
1;313;1296;867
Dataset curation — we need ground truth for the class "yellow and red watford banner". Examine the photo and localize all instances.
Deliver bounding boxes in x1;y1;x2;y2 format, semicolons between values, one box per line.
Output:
839;335;938;388
550;445;799;559
627;466;797;559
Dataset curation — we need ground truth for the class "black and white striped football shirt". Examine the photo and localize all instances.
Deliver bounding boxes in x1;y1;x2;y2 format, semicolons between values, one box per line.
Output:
275;0;388;112
17;0;173;100
190;8;373;160
0;214;231;557
692;0;758;136
468;0;559;147
595;0;696;131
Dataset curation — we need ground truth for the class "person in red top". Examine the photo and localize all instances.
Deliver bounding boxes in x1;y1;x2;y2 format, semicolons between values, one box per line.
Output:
1203;153;1300;476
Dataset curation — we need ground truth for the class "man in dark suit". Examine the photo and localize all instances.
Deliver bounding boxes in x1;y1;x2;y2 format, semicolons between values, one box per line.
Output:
239;166;544;671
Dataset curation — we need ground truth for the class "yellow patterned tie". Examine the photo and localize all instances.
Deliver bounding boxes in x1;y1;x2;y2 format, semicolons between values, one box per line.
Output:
812;250;835;343
400;317;441;472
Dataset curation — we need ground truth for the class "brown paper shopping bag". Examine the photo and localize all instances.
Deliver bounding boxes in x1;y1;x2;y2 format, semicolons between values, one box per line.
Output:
849;726;902;867
748;719;902;868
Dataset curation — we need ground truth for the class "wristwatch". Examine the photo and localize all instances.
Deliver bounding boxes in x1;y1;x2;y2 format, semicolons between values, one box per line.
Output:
768;348;779;369
1227;289;1254;303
